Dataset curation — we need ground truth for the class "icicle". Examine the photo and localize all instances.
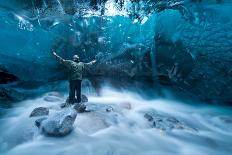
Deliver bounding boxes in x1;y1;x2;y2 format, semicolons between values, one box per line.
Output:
55;0;65;14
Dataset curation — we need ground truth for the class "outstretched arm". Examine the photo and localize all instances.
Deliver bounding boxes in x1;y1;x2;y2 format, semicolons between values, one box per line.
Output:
84;59;97;67
52;51;65;65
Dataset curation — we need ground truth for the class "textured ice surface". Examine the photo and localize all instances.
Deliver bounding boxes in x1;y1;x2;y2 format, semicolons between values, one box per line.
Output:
0;0;232;102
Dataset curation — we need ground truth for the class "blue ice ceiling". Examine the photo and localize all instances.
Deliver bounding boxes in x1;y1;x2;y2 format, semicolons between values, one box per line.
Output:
0;0;157;81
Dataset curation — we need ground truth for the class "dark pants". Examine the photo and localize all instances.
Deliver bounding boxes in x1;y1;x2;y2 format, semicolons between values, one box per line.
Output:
69;80;82;104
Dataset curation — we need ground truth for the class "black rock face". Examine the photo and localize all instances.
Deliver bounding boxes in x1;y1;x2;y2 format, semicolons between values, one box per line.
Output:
0;86;25;102
0;65;18;84
35;117;48;128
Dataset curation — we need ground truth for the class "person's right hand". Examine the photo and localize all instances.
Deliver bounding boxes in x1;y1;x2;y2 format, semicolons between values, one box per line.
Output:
53;51;57;56
92;60;97;64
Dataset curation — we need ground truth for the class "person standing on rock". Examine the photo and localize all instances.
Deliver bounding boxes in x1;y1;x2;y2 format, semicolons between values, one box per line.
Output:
52;51;96;104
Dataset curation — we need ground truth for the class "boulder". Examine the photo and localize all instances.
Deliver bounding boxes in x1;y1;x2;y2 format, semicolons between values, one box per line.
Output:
40;108;77;137
0;64;18;84
35;117;47;128
73;103;89;113
60;102;68;108
81;94;88;103
30;107;49;117
83;103;121;113
74;103;122;134
143;110;197;132
73;102;119;113
43;92;64;102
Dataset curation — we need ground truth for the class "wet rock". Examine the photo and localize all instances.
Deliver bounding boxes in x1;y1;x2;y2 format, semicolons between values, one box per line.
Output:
106;107;113;112
144;113;154;122
60;102;67;108
73;103;89;113
75;112;111;134
143;110;197;132
75;104;122;134
74;102;117;113
43;92;64;102
30;107;49;117
0;64;18;84
35;117;47;128
84;103;121;114
81;94;88;103
40;108;77;137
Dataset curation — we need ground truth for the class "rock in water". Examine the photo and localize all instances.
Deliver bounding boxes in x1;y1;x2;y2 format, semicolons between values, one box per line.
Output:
35;117;47;128
81;94;88;102
0;64;18;84
30;107;49;117
40;108;77;137
73;103;89;113
43;92;64;102
143;110;198;133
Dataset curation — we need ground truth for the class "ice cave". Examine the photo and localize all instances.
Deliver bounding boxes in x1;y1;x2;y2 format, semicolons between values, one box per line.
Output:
0;0;232;155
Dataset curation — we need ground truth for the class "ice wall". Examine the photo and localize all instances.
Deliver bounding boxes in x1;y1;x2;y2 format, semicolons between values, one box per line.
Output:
0;0;156;81
155;2;232;102
0;0;232;103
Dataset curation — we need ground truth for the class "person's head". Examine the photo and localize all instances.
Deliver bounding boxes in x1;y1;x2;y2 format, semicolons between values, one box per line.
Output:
73;55;80;63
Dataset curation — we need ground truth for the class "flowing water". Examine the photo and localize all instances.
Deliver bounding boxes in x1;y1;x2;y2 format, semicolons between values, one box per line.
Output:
0;85;232;155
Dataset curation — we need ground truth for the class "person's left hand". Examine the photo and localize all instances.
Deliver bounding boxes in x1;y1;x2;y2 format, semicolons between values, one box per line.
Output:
92;60;97;64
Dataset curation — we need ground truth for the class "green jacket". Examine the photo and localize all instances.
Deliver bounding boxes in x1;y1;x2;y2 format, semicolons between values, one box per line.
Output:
62;60;85;81
54;54;95;81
